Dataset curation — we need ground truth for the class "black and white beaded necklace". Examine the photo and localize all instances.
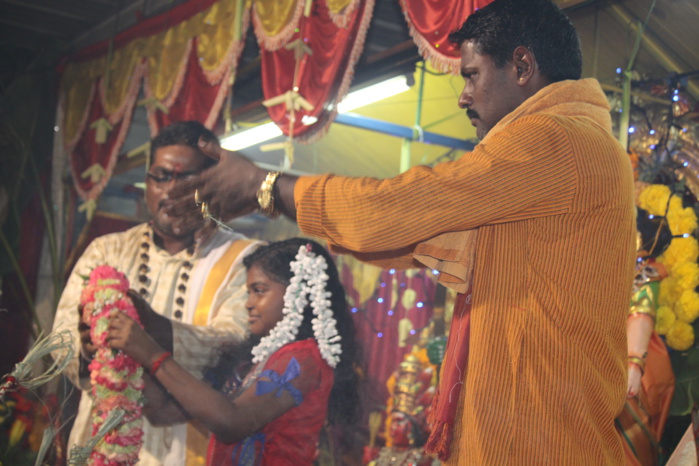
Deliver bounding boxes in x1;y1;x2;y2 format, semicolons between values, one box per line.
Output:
137;227;194;321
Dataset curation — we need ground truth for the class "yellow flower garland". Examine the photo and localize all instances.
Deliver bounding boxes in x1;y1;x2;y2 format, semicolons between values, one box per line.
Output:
638;184;671;216
665;321;695;351
655;306;676;335
639;184;699;350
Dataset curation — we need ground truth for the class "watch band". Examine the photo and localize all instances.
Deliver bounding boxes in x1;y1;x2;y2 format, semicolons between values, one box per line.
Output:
256;171;282;218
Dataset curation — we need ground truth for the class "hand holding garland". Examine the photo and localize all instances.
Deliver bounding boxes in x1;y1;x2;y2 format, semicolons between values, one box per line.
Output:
106;310;306;444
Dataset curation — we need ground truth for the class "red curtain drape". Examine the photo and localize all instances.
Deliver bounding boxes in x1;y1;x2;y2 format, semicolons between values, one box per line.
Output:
400;0;493;74
258;0;374;141
146;39;232;137
61;0;248;207
68;75;141;201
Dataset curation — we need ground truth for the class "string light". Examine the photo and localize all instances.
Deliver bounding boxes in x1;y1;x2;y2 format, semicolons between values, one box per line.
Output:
416;302;424;308
378;298;384;303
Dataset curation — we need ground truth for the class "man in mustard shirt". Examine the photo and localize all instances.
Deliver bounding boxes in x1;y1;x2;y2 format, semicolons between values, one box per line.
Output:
168;0;636;463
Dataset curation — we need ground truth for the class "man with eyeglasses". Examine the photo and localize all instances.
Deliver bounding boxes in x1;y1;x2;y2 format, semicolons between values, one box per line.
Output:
52;121;261;466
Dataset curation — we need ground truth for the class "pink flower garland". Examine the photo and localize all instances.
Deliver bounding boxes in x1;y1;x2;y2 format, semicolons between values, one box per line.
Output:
81;265;144;465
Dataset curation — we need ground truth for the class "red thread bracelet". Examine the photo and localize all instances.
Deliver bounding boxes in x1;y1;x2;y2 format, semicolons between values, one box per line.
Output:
150;352;171;374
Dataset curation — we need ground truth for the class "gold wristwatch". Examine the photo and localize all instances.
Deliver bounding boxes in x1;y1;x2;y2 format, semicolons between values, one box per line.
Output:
256;171;281;218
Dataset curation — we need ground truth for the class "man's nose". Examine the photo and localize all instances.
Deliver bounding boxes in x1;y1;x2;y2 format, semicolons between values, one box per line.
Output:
458;90;472;109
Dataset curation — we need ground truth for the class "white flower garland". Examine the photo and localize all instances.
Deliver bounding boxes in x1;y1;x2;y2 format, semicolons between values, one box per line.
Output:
251;245;342;368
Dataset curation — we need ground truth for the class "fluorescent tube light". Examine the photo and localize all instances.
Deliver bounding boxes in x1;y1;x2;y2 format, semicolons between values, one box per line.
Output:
221;122;282;151
220;74;411;151
337;75;410;113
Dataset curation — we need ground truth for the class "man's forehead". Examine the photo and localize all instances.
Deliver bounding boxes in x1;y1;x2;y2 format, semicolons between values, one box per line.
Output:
152;144;201;163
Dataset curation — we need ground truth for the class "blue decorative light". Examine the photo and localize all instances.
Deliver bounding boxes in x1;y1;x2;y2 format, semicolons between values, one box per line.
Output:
683;233;691;238
377;332;383;338
648;214;655;219
380;282;386;288
684;161;689;167
351;307;358;313
389;268;396;274
410;329;416;335
616;67;622;74
649;129;656;135
432;269;440;275
673;95;680;102
650;144;656;149
377;297;384;304
628;126;635;133
388;310;394;316
416;302;424;308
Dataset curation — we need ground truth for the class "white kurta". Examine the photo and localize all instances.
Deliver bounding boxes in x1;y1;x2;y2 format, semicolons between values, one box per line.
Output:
51;223;260;465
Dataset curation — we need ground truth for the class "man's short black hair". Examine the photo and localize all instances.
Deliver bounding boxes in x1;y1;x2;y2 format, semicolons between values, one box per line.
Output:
449;0;582;83
149;121;219;167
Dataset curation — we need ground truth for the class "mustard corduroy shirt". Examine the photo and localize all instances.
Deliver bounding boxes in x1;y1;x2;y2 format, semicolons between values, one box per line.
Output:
295;78;636;465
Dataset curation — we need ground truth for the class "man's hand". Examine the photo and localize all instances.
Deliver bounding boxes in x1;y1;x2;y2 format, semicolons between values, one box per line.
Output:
78;304;97;359
166;137;266;231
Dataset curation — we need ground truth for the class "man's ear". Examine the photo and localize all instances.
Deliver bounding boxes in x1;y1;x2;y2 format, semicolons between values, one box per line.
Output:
512;45;535;84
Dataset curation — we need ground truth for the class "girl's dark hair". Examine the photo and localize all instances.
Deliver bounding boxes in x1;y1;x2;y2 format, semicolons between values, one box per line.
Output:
243;238;362;427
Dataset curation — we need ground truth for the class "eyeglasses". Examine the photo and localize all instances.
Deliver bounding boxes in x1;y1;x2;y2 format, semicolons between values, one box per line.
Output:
146;169;200;184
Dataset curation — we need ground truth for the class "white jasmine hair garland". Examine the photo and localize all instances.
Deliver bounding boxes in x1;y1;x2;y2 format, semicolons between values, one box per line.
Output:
251;244;342;368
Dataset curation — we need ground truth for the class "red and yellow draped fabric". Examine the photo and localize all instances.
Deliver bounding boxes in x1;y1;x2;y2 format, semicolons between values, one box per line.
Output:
253;0;374;141
59;0;250;210
59;0;490;209
400;0;493;74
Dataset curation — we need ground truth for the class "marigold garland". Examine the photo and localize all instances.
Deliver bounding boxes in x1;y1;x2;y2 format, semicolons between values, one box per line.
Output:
675;290;699;324
638;184;671;216
655;306;676;335
81;265;144;465
665;321;695;351
640;183;699;350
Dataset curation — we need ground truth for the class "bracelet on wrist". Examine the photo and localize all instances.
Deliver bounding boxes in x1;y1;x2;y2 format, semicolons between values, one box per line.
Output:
150;352;172;374
256;171;281;218
627;355;646;375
